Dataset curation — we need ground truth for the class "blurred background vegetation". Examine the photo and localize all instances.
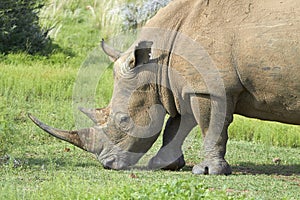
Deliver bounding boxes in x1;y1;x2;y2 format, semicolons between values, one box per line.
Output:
0;0;171;55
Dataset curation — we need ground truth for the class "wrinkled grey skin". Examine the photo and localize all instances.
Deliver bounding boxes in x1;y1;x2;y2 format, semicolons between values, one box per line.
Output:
29;0;300;175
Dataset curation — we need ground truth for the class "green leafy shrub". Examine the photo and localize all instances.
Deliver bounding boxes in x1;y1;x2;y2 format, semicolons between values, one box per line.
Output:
0;0;52;54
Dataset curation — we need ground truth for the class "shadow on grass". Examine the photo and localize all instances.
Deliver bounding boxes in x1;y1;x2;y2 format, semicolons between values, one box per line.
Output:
7;155;299;176
232;162;300;176
181;163;300;176
15;157;101;169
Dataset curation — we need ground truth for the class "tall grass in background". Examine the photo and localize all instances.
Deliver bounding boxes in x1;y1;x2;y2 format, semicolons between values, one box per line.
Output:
39;0;171;40
39;0;130;40
229;115;299;148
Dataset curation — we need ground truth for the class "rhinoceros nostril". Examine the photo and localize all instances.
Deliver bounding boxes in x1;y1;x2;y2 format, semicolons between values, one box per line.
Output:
103;157;115;169
204;166;209;175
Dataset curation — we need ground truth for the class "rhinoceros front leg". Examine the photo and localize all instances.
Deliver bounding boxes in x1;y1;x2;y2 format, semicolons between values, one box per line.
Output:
148;114;196;170
191;96;233;175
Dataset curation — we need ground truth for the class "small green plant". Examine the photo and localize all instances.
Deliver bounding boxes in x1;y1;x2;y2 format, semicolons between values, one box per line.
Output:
0;0;52;54
114;179;237;199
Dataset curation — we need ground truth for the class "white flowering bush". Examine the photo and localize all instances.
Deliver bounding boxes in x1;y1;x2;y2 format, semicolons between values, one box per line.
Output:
111;0;172;30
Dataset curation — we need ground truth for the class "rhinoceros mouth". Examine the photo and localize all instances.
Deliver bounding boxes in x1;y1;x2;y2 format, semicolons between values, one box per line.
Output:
101;155;131;170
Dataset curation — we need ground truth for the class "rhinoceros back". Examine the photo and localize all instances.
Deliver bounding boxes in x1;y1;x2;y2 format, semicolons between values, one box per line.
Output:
232;1;300;124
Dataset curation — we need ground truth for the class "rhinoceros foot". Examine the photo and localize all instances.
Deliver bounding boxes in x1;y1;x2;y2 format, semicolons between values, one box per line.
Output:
148;154;185;171
192;159;232;175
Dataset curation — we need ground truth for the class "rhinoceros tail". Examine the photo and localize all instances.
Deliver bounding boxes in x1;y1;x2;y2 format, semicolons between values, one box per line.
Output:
28;113;87;151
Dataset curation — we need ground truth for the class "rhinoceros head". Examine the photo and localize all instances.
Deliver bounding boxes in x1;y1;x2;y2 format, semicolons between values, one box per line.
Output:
29;40;166;169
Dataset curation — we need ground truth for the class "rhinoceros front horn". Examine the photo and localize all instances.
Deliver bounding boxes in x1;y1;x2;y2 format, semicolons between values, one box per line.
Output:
28;114;100;152
101;39;121;61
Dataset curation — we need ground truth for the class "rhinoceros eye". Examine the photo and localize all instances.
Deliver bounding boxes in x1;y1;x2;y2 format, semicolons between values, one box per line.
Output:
114;112;132;132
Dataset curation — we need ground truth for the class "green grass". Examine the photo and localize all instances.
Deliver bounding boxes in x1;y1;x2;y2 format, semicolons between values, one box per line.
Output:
0;129;299;199
1;0;299;199
0;61;299;199
229;115;300;148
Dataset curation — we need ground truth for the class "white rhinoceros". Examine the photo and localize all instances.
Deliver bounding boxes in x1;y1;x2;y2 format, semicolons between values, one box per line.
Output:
29;0;300;175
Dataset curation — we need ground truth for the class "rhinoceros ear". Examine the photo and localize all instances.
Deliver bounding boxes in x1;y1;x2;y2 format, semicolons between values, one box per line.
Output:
101;39;122;62
131;41;153;69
